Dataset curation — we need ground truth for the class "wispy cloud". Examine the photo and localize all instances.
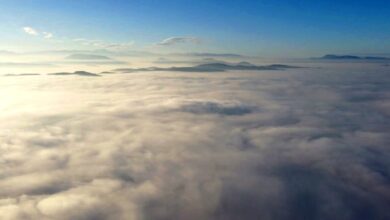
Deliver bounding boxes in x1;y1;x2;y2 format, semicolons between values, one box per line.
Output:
73;38;134;50
22;27;53;39
22;27;39;36
20;27;134;51
73;38;103;46
43;32;53;39
157;37;200;46
105;42;134;50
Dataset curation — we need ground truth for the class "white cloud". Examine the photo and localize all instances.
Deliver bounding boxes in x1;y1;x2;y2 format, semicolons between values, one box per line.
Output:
20;28;134;51
157;37;200;46
22;27;39;36
73;38;134;50
73;38;103;46
104;42;134;50
43;32;53;39
22;27;54;40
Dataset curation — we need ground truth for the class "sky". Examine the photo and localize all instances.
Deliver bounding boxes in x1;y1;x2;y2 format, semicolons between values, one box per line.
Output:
1;0;390;57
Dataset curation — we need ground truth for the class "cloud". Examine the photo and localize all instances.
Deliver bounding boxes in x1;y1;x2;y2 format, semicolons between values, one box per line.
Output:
43;32;53;39
157;37;200;46
104;42;134;50
0;50;17;55
65;54;112;60
0;62;56;67
4;73;40;77
60;60;127;66
22;27;39;36
0;64;389;219
18;27;133;51
73;38;106;47
22;27;54;40
62;54;128;66
73;39;134;50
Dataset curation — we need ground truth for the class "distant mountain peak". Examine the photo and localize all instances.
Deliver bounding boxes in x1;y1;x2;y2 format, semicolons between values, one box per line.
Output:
114;61;300;73
237;61;255;66
318;54;390;60
49;71;101;77
322;54;361;59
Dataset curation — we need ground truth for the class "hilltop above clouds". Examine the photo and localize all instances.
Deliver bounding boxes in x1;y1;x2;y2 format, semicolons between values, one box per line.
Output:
316;54;390;60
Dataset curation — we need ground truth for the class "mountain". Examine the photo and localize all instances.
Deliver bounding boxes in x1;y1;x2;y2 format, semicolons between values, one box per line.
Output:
318;54;390;60
364;56;390;60
194;62;300;71
175;52;244;58
114;62;300;73
49;71;101;77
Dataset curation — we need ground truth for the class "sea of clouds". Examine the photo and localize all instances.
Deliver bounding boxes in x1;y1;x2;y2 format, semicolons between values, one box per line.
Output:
0;63;389;220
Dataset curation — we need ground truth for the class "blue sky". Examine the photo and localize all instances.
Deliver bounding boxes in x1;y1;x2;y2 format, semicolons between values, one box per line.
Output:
0;0;390;57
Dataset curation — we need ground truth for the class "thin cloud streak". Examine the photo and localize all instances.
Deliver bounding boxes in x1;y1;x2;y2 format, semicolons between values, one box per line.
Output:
157;37;200;46
73;38;134;50
22;27;53;40
43;32;53;39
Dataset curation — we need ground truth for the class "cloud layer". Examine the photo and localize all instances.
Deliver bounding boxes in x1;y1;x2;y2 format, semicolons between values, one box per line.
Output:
0;64;389;220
